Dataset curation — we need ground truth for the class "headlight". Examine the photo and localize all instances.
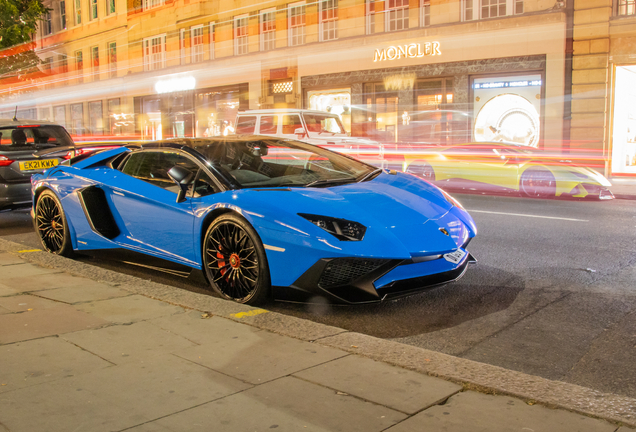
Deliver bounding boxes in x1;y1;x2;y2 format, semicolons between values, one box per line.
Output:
298;213;367;241
439;188;465;210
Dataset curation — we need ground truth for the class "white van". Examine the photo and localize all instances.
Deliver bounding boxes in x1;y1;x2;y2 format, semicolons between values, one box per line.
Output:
234;109;387;167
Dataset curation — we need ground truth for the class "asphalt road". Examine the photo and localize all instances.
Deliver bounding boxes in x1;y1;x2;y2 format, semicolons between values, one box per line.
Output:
2;194;636;399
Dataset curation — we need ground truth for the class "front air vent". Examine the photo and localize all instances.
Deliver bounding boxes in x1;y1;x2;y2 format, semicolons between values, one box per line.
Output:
319;258;390;288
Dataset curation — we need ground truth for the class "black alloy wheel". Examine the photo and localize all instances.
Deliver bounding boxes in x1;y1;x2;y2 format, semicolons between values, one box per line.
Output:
203;213;270;305
520;169;556;198
407;163;436;182
35;190;73;256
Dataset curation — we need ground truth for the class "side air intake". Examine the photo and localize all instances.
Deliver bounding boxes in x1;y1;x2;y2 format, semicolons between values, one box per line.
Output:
78;186;120;239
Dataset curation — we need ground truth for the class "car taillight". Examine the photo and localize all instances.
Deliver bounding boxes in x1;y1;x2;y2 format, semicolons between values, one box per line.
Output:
0;155;14;167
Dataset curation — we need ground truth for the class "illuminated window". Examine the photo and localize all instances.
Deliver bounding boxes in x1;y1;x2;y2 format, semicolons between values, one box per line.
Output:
420;0;430;26
272;81;293;94
179;29;185;65
91;46;99;81
365;0;376;34
234;15;249;55
617;0;635;15
191;26;204;63
75;50;83;83
386;0;409;32
261;9;276;51
108;42;116;78
90;0;97;20
60;1;67;29
288;2;305;47
107;0;115;14
319;0;337;42
143;35;166;71
143;0;164;10
75;0;81;24
463;0;523;20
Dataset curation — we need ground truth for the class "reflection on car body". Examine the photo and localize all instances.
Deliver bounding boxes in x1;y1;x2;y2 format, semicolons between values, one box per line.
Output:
31;136;477;306
403;142;614;200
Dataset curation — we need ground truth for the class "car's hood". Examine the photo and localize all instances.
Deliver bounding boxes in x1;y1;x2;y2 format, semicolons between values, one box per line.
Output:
230;172;473;255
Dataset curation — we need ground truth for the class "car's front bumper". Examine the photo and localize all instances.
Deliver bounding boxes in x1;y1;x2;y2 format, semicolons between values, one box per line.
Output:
274;249;475;304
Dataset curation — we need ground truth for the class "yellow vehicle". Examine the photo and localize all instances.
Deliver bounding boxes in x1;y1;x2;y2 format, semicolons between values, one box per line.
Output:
403;142;614;200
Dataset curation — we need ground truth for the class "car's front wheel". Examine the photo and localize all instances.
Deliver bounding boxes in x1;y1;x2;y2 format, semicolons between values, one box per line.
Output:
202;213;271;305
34;189;73;256
520;169;556;198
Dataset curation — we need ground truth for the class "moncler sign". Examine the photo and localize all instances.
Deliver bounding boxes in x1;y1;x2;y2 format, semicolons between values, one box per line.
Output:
373;42;441;62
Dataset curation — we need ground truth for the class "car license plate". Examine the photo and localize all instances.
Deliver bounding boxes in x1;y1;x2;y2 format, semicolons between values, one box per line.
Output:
443;249;466;264
19;159;59;171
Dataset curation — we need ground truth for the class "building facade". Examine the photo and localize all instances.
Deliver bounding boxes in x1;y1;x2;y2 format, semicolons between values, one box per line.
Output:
0;0;633;176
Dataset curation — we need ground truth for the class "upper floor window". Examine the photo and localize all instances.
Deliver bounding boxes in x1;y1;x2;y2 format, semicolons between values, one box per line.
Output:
463;0;523;20
319;0;338;41
108;42;117;78
143;35;166;71
209;22;215;60
365;0;377;34
261;9;276;51
60;54;69;73
75;50;83;83
234;15;249;55
420;0;430;26
386;0;409;32
107;0;115;14
91;46;99;80
144;0;164;10
90;0;98;20
75;0;81;24
191;25;204;63
43;12;53;35
617;0;635;15
60;1;67;29
289;2;306;46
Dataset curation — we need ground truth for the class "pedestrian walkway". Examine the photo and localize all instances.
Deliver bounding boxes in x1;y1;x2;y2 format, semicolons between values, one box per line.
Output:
0;238;634;432
609;177;636;200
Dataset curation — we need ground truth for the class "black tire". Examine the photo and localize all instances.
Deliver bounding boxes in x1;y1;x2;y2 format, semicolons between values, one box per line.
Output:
34;189;74;256
520;169;556;198
407;163;436;182
202;213;271;305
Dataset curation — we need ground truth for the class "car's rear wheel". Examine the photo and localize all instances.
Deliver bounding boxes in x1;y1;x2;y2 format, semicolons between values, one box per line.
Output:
520;169;556;198
34;190;73;256
407;163;436;182
203;213;271;305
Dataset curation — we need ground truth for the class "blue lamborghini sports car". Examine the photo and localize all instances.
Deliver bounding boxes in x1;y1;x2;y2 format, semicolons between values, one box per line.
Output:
31;136;477;305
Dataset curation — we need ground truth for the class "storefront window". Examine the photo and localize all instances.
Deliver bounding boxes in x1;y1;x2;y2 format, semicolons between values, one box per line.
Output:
88;101;104;136
307;88;351;132
611;66;636;175
410;78;462;144
363;82;399;142
472;74;542;147
195;84;248;137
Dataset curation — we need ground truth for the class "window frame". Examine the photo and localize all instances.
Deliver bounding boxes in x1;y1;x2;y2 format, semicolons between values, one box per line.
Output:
260;8;276;51
75;0;82;25
319;0;338;42
60;1;67;29
365;0;376;34
462;0;523;20
107;0;115;15
108;42;116;79
43;11;53;35
75;50;83;83
90;46;99;81
209;22;215;60
234;14;249;56
143;0;164;11
143;34;167;71
191;25;205;63
90;0;98;20
420;0;430;26
385;0;409;32
288;2;306;47
616;0;636;16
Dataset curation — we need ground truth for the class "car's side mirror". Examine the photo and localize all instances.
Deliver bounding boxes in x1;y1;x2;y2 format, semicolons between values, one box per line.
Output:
168;165;195;203
294;128;306;138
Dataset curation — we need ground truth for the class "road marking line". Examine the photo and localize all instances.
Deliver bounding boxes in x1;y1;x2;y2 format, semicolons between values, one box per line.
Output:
17;249;42;253
466;210;589;222
230;309;269;319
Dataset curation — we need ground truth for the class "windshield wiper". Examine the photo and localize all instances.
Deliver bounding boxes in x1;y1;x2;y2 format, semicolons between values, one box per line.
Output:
305;177;356;188
357;168;383;183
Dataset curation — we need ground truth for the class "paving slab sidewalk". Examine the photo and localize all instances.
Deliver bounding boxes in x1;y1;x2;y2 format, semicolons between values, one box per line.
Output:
0;242;634;432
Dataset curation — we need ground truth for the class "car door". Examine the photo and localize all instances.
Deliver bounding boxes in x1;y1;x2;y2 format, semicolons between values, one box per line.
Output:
99;149;200;266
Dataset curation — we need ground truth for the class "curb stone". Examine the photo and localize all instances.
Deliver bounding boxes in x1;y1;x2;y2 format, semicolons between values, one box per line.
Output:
1;237;635;428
